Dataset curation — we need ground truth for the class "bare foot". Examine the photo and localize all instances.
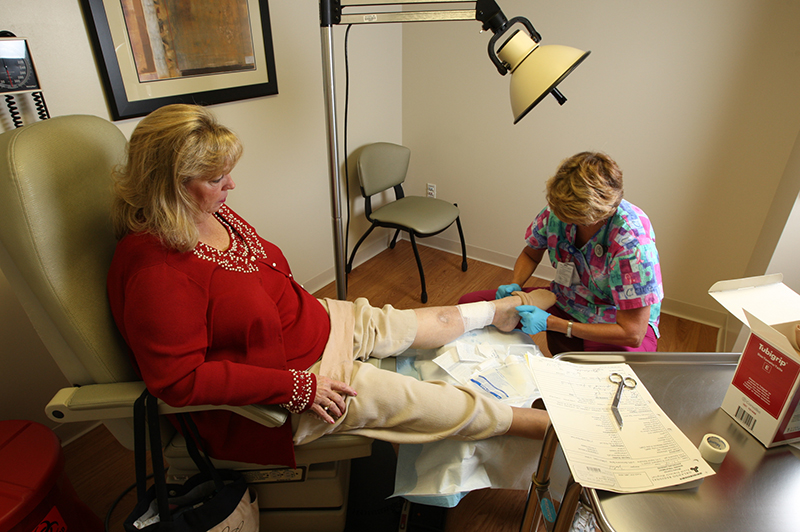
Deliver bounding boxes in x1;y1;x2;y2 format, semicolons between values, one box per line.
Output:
492;295;523;332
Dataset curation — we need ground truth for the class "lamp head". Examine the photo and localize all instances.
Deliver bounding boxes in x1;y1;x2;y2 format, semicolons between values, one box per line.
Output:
496;30;590;123
477;1;590;124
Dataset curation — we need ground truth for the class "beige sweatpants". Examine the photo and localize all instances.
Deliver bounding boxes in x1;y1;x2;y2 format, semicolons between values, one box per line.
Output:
292;298;513;446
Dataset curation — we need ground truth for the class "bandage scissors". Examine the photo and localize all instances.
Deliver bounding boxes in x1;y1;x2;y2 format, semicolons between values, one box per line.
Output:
609;372;637;429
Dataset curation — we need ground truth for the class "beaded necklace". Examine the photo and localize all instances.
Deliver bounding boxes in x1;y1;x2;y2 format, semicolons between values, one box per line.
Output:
192;205;267;273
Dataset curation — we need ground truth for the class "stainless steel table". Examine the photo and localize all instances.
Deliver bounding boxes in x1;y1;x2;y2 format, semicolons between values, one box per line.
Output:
557;352;800;532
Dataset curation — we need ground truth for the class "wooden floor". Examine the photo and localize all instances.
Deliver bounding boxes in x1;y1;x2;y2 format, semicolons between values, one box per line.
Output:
62;241;717;530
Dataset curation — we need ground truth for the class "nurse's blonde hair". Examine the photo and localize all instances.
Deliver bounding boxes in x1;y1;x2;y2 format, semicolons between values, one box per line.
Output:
546;151;623;226
111;104;243;251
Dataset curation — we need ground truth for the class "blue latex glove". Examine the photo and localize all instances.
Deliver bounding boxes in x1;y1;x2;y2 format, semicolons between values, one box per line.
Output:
516;305;550;335
496;283;522;299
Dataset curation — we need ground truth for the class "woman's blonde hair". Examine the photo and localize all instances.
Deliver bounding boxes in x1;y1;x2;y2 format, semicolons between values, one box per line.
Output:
545;151;623;226
111;104;243;251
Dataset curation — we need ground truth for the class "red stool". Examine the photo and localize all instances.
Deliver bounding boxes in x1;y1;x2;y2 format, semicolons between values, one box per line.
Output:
0;420;104;532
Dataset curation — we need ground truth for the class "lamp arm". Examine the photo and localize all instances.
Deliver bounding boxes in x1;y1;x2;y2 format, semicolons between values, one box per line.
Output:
484;16;542;76
475;0;508;33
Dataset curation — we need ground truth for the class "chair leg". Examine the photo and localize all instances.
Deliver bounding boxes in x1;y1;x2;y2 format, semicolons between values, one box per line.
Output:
455;215;468;272
347;224;377;274
408;234;428;304
389;229;401;249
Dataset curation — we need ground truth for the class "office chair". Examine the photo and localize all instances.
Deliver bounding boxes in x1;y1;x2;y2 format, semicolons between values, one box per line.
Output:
0;115;384;532
346;142;468;303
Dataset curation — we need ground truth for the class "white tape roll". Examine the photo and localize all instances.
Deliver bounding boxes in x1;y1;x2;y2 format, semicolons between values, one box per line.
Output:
698;433;730;463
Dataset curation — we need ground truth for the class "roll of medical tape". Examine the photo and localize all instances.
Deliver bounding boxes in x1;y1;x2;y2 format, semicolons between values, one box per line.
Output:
698;433;729;463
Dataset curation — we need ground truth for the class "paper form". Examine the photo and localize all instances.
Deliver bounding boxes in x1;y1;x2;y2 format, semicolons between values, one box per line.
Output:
528;357;715;493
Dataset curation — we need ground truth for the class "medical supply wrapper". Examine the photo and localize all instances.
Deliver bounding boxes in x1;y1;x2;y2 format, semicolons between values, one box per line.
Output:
709;273;800;447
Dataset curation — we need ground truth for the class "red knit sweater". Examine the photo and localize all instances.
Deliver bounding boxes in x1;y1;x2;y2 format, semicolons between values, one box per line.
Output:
107;205;331;467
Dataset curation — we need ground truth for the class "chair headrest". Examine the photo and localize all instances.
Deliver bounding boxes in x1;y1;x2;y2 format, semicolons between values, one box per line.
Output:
0;115;137;385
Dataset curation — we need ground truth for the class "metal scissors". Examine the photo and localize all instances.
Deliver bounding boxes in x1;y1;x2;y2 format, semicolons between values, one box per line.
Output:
609;372;637;429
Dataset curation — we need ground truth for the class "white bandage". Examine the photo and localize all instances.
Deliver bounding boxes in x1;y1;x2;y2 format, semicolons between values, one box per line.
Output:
457;301;496;333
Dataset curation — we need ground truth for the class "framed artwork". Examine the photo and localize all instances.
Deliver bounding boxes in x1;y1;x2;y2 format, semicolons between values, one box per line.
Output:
82;0;278;120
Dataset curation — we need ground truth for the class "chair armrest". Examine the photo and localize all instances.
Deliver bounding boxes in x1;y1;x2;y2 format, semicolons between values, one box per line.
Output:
46;382;289;427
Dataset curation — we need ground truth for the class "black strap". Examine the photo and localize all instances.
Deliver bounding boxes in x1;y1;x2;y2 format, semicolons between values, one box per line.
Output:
145;392;172;523
132;389;173;523
176;413;224;491
133;389;230;524
132;390;148;502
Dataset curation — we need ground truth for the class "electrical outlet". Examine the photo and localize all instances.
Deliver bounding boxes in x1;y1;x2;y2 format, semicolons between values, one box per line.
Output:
426;183;436;198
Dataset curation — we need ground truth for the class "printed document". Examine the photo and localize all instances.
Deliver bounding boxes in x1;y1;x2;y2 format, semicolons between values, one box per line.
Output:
528;357;715;493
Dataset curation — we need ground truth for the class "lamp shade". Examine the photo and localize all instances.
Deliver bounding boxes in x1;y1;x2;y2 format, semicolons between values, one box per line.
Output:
498;31;589;124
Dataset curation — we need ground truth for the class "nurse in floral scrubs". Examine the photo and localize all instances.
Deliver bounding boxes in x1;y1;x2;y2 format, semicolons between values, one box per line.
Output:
460;151;663;355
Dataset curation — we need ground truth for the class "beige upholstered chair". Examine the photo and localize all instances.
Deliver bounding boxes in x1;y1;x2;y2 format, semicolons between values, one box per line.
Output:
346;142;468;303
0;115;384;532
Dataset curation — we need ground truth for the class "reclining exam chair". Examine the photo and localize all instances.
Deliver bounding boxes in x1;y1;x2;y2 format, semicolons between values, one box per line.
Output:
0;115;386;532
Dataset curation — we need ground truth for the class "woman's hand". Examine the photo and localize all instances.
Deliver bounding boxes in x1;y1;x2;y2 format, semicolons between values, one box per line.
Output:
312;376;357;424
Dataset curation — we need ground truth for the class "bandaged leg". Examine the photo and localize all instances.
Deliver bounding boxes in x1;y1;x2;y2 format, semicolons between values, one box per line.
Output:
457;300;496;332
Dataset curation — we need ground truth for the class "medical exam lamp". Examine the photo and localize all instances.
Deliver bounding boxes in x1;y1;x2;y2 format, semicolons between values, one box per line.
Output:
320;0;590;299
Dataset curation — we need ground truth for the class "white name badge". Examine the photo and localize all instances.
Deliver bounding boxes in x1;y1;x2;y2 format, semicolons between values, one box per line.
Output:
555;262;578;287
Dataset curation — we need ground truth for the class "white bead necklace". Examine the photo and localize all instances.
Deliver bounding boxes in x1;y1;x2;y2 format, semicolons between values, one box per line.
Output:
192;205;267;273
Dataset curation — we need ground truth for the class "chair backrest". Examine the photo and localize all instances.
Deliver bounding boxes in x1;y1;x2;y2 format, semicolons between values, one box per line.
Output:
0;115;137;386
356;142;411;197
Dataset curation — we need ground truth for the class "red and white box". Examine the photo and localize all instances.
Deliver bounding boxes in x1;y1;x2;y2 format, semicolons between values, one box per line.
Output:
709;273;800;447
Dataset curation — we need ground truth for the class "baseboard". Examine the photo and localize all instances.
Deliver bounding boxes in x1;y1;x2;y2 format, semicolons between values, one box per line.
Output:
400;234;559;282
421;235;515;271
660;298;728;329
659;298;737;351
54;420;100;447
303;235;392;295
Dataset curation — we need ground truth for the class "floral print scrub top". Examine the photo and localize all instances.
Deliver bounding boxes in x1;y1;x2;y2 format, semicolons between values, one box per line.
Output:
525;199;664;335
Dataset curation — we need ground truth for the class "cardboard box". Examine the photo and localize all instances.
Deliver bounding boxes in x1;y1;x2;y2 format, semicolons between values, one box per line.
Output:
709;273;800;447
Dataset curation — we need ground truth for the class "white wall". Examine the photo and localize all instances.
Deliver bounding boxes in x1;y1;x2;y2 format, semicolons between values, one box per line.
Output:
731;186;800;351
0;1;401;439
761;127;800;293
770;194;800;292
401;0;800;328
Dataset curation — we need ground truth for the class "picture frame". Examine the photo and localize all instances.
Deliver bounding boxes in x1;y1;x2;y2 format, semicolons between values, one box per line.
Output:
81;0;278;121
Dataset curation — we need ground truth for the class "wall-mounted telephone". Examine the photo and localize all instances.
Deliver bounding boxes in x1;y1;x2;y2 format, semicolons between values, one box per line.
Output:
1;31;49;128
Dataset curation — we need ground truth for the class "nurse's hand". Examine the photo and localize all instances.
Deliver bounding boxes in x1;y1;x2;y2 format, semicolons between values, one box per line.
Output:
496;283;522;299
516;305;550;335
